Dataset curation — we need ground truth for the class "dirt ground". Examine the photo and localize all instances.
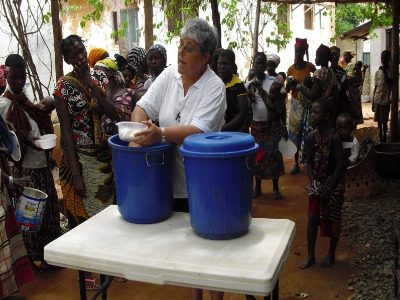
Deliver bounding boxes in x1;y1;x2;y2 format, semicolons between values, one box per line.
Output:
16;103;382;299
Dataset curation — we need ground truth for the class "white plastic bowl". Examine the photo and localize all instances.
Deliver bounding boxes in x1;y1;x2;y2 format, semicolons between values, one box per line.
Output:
117;122;147;142
37;134;57;149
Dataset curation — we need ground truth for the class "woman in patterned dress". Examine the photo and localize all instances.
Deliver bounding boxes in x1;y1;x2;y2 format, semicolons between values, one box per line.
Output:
53;35;119;290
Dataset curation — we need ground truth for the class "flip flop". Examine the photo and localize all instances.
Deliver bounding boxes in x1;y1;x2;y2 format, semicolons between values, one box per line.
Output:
85;278;100;290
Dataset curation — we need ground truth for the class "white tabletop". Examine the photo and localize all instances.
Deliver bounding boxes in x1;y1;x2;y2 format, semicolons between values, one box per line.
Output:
44;205;295;295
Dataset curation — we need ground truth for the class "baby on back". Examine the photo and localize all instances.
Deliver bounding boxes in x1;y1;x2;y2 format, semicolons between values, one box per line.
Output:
336;113;359;167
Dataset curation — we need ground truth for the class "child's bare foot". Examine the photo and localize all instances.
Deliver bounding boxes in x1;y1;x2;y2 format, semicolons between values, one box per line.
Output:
299;257;315;269
321;254;335;268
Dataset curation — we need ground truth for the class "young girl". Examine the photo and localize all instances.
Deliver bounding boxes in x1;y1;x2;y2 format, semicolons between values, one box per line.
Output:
0;54;61;274
336;113;359;167
300;98;345;269
251;81;287;200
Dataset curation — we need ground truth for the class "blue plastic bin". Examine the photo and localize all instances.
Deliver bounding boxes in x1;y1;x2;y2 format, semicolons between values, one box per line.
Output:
180;132;258;239
108;135;174;224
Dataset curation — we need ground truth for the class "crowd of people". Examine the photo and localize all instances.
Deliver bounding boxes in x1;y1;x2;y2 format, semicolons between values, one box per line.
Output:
0;16;392;300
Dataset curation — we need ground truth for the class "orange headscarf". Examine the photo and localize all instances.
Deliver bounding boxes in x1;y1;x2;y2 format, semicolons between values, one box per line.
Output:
88;48;107;68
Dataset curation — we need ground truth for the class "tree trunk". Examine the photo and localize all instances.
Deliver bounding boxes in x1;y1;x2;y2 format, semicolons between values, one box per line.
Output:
390;0;399;142
252;0;261;60
144;0;153;50
51;0;64;80
210;0;222;49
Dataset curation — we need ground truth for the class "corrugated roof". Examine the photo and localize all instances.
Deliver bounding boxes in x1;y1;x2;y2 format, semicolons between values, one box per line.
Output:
340;21;373;40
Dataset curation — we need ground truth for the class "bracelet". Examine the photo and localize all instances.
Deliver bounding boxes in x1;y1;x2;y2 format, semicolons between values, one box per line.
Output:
8;176;13;187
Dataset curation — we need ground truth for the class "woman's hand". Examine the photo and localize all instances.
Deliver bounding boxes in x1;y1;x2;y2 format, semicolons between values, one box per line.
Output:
73;61;92;86
73;174;86;198
133;121;160;147
24;135;44;151
295;84;303;92
320;185;332;201
8;176;30;198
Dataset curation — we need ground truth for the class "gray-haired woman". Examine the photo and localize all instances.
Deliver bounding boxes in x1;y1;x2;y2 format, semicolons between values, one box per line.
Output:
131;18;226;298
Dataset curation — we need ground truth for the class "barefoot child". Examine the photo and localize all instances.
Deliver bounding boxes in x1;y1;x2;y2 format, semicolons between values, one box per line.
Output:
299;98;345;269
336;113;359;168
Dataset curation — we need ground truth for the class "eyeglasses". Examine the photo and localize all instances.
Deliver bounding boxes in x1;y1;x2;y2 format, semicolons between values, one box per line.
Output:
177;41;200;54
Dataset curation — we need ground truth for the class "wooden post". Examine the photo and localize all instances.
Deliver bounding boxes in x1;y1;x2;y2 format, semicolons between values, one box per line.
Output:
210;0;222;49
144;0;153;50
390;0;399;142
51;0;63;80
252;0;261;60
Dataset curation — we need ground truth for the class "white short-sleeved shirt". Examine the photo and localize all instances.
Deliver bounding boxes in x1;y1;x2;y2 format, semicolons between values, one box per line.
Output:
137;65;227;198
342;137;359;164
0;89;47;169
245;75;277;122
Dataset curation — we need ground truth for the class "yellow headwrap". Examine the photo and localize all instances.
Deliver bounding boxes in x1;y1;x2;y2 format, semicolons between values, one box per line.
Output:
345;49;356;58
95;58;117;71
88;48;107;68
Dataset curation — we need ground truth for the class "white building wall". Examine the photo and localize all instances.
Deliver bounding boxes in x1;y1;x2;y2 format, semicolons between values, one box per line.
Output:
0;1;55;102
0;0;335;98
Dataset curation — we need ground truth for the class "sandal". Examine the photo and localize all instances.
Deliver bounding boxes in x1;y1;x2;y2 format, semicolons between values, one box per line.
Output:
85;278;100;291
290;164;300;175
273;191;283;200
114;277;127;283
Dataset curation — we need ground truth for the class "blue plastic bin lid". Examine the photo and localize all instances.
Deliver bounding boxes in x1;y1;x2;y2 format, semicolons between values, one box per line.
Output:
180;132;258;158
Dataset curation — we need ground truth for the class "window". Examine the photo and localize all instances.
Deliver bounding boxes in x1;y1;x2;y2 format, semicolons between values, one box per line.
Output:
277;4;290;35
304;4;314;30
362;53;370;66
120;8;139;48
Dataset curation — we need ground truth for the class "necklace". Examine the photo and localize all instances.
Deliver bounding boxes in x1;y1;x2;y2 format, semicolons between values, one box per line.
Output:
175;89;192;123
176;70;210;123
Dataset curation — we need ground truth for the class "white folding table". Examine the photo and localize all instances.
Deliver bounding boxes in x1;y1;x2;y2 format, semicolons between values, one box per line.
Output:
44;205;295;299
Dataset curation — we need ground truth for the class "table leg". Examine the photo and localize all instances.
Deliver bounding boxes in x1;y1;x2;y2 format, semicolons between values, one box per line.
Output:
78;270;87;300
100;274;107;300
91;275;113;300
264;278;279;300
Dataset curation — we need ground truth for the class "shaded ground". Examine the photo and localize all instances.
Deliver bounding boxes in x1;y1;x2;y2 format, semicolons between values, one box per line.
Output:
16;103;396;300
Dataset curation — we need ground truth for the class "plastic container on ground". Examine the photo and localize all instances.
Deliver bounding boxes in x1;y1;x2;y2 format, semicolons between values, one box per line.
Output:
278;137;297;159
108;134;174;224
116;121;147;142
15;187;48;232
180;132;259;240
373;143;400;178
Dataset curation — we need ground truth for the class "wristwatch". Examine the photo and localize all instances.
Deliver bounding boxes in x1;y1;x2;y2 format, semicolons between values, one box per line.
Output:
160;127;167;143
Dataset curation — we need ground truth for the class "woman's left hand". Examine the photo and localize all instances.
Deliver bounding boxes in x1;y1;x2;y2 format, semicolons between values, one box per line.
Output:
295;84;303;92
24;135;44;151
320;186;331;200
133;121;161;147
